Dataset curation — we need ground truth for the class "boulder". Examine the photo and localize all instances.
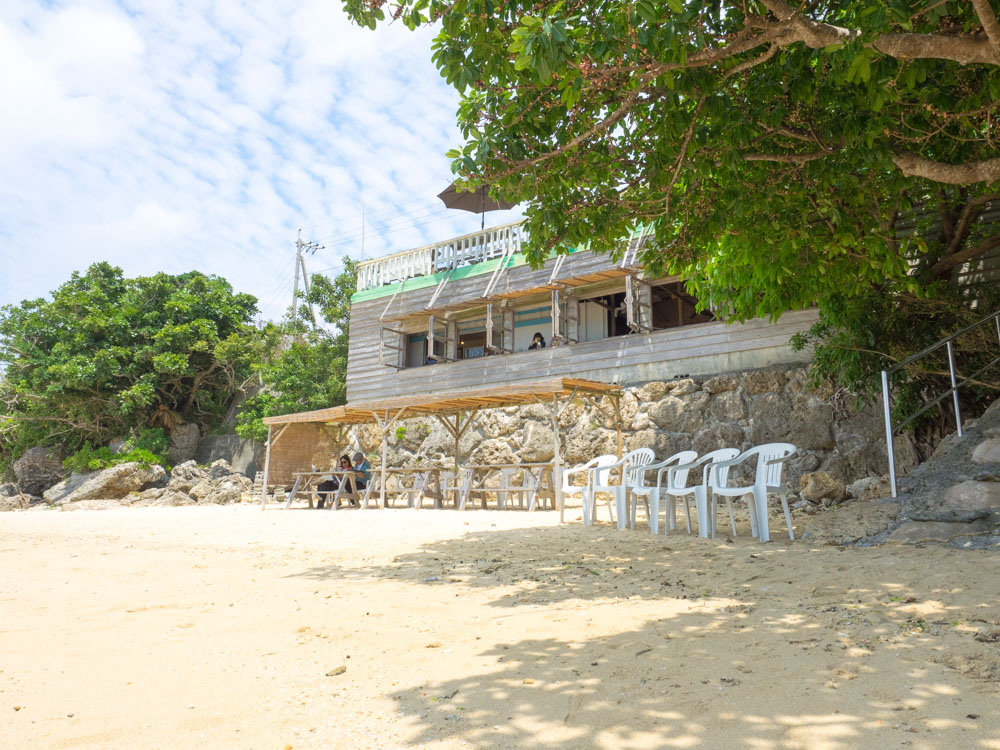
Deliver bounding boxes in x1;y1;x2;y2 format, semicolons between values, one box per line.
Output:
43;472;90;504
43;463;166;504
469;439;518;466
135;489;197;507
395;420;432;451
168;423;201;466
706;390;745;421
648;392;709;433
691;423;744;455
564;427;617;465
13;447;64;496
167;461;210;493
0;482;19;497
627;429;679;459
637;381;671;402
195;434;262;478
847;476;891;502
669;378;700;396
943;480;1000;512
519;422;555;463
972;438;1000;464
742;369;787;394
208;459;238;479
800;471;847;504
0;495;24;511
703;375;739;394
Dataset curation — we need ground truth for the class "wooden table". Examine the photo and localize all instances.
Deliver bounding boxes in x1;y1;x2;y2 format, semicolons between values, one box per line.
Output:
286;470;365;509
381;466;443;509
451;463;555;511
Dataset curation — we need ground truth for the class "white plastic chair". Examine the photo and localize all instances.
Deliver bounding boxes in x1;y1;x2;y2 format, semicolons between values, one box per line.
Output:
705;443;797;542
628;451;698;534
666;448;740;537
561;455;615;525
443;468;475;509
592;448;655;530
584;454;627;526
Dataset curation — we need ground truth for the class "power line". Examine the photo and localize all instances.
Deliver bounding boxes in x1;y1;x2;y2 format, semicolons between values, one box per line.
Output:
312;203;449;247
298;195;443;233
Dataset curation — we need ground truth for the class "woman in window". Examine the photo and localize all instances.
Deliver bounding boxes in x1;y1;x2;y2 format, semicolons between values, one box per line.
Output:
528;331;546;349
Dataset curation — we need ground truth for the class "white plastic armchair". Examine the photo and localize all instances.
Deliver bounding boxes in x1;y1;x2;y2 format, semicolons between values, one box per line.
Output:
627;451;698;535
591;448;655;530
581;454;623;525
705;442;797;542
561;455;613;525
665;448;740;537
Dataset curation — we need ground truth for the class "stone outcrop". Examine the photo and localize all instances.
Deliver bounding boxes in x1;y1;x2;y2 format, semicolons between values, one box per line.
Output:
168;423;201;466
800;472;847;504
195;435;261;478
4;459;254;511
13;447;64;496
43;463;166;505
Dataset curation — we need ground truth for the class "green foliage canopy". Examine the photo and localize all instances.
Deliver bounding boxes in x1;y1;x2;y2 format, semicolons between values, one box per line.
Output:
0;263;263;465
344;0;1000;321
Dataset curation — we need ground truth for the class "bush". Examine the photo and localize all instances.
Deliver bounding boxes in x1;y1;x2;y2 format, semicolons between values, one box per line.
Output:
63;428;169;473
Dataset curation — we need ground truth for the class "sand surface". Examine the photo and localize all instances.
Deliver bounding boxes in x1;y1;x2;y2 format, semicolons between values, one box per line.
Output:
2;504;1000;749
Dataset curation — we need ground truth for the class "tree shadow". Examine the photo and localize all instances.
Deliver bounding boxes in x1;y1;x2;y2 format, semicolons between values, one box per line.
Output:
290;519;1000;747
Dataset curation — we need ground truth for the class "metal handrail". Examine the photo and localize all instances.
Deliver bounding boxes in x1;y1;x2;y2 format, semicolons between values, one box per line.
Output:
881;310;1000;497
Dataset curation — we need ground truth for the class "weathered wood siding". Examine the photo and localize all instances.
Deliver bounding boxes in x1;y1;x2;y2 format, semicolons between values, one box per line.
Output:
347;245;819;402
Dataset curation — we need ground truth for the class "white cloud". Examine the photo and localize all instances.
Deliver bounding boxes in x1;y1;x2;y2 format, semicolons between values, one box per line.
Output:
0;0;521;322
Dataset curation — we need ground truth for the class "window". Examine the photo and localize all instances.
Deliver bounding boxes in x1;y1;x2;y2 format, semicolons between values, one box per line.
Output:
458;317;488;359
578;293;629;339
650;281;713;329
513;305;552;351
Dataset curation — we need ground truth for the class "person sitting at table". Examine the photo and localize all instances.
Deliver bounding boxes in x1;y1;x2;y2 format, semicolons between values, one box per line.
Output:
316;455;351;509
349;451;371;507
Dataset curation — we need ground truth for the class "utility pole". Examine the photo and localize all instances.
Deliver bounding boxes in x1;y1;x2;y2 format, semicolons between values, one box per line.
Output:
292;229;324;331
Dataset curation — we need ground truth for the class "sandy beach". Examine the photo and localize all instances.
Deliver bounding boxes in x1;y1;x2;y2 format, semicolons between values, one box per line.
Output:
2;504;999;749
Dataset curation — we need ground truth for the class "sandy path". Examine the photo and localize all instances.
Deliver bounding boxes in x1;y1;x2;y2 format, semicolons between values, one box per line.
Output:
1;505;999;749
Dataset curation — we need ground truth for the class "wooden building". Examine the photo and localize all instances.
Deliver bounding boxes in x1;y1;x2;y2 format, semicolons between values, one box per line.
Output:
347;221;817;403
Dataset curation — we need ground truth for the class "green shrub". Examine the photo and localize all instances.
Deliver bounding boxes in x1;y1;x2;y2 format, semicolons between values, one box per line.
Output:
63;427;169;473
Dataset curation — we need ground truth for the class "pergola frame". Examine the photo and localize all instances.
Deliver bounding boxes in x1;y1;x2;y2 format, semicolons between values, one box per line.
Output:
259;377;623;520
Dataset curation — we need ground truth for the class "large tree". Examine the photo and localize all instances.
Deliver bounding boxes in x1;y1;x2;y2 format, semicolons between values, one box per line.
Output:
0;263;264;466
344;0;1000;321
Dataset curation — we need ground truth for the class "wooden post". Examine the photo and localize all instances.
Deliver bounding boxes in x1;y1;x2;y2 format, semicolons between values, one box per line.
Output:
380;409;388;509
372;407;409;509
551;394;564;522
611;393;623;458
260;424;273;509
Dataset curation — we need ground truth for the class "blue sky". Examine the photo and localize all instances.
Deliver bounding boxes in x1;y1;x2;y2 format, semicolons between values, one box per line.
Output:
0;1;521;323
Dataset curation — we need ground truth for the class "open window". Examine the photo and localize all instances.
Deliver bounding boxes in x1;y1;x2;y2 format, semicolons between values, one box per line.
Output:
649;281;713;328
457;316;488;359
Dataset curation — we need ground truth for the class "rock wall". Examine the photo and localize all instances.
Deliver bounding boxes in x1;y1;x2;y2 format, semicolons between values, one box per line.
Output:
352;367;891;490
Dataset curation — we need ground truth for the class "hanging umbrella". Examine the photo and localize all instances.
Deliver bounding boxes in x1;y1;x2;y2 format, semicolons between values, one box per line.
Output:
437;180;515;229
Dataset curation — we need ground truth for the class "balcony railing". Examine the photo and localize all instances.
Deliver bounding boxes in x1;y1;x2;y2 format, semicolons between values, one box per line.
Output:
356;221;526;291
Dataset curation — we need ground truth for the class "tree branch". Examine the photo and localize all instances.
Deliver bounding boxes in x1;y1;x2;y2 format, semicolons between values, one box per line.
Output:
742;149;832;164
971;0;1000;51
760;0;1000;65
664;94;707;218
893;152;1000;185
930;231;1000;277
